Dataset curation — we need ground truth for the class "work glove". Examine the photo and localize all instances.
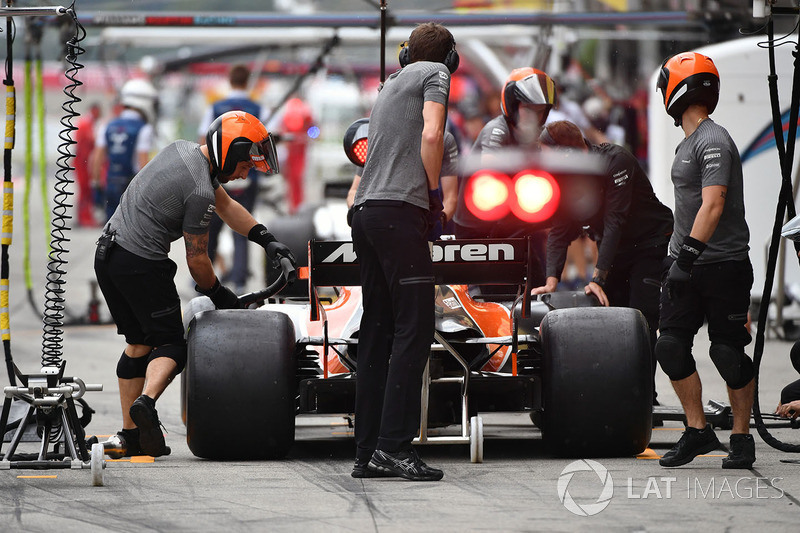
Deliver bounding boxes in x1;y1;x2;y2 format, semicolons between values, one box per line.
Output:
248;224;297;267
665;236;706;301
427;189;444;239
196;278;241;309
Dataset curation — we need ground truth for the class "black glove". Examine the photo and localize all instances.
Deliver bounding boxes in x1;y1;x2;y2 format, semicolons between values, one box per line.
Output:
248;224;297;266
665;236;706;300
427;189;444;237
196;278;240;309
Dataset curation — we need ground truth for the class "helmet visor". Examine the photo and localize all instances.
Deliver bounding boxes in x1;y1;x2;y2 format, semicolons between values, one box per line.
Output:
250;133;280;175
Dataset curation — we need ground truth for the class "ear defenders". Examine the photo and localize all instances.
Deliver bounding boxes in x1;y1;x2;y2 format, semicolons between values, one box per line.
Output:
399;41;459;74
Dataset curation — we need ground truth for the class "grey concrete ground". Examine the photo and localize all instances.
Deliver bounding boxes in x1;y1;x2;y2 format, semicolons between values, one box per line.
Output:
1;184;800;532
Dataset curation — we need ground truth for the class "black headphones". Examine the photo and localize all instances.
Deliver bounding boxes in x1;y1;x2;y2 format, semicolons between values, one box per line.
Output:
399;40;459;74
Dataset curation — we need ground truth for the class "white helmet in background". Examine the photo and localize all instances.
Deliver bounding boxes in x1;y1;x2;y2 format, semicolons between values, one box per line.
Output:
120;79;158;123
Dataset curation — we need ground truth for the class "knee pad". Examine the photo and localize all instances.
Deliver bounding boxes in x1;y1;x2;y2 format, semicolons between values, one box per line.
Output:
116;351;148;379
709;343;754;389
655;333;696;381
148;343;188;375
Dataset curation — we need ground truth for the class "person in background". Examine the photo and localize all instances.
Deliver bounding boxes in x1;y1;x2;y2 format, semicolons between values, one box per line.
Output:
74;102;101;227
198;63;264;292
91;79;157;222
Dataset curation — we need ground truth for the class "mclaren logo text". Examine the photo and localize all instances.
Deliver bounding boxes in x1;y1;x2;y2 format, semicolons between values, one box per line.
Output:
321;243;516;263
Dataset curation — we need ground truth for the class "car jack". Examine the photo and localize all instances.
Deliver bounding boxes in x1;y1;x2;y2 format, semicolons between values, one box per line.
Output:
653;399;733;430
0;361;106;485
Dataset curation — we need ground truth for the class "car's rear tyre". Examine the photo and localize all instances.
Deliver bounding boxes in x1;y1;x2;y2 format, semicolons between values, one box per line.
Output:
181;296;216;424
540;306;652;457
185;310;297;459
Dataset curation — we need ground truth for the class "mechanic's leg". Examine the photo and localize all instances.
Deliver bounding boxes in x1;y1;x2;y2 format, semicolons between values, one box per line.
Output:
142;344;186;401
374;207;434;452
625;246;667;402
118;343;152;430
351;206;394;462
671;371;707;429
701;260;754;434
728;379;755;434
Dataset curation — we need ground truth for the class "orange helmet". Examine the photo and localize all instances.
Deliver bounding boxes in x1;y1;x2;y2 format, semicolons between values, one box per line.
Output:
657;52;720;126
501;67;557;127
206;111;279;177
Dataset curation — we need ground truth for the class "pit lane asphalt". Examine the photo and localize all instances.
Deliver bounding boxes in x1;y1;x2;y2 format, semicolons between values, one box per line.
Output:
2;200;800;532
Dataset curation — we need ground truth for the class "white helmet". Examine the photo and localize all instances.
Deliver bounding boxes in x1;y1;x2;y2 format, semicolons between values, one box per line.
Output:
120;79;158;123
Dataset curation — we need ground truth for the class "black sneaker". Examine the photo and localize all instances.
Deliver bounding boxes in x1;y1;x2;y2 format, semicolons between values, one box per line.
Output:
659;424;720;467
103;428;142;459
351;458;397;479
722;433;755;469
367;448;444;481
129;395;170;458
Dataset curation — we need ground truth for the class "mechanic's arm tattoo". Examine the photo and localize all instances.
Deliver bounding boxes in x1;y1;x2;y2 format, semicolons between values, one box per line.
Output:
184;232;209;259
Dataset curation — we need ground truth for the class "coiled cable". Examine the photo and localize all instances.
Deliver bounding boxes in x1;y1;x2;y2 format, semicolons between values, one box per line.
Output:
41;4;84;368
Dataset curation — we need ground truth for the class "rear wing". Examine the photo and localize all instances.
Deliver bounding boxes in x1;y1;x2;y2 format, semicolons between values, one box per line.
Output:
308;238;536;322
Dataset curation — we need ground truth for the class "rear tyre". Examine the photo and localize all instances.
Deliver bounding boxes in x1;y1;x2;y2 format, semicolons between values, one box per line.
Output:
541;307;652;457
181;296;216;424
185;310;297;459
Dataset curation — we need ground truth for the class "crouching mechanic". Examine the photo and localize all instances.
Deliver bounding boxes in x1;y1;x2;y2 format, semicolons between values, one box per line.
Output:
655;52;755;469
94;111;296;457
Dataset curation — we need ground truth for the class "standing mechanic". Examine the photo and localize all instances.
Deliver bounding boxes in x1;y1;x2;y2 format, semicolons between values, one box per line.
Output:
350;22;457;481
655;52;755;468
532;120;673;403
452;67;557;283
94;111;295;458
91;79;157;222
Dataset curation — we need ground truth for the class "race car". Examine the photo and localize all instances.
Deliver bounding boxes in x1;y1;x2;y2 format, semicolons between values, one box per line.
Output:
181;234;653;462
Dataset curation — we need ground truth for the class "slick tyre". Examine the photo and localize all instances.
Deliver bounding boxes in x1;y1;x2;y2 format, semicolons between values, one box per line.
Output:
540;307;652;457
185;310;297;459
180;296;215;425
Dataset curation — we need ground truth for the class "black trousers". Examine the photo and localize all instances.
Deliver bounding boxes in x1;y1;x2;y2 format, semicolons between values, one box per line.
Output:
605;243;666;400
351;202;435;460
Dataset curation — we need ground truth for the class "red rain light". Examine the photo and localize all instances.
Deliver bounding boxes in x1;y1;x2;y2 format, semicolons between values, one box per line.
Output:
352;138;368;166
510;170;560;223
464;170;512;221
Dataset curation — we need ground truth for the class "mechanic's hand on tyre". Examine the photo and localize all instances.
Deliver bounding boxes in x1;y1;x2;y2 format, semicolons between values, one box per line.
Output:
196;278;241;309
665;260;690;301
531;276;559;296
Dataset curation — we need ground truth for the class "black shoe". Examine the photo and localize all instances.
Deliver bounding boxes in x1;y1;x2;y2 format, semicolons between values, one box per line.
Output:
351;458;397;479
103;428;143;459
659;424;720;467
129;395;170;457
722;433;755;469
367;448;444;481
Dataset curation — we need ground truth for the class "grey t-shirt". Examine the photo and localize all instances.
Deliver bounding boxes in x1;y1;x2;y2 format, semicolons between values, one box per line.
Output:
355;129;458;179
354;61;450;210
669;119;749;263
108;140;219;260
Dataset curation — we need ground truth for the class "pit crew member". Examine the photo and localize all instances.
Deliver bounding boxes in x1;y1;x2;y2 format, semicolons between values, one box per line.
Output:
532;119;673;403
350;22;457;481
655;52;755;468
94;111;295;458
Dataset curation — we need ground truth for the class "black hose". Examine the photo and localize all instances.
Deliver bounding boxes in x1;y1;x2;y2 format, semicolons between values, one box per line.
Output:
41;4;84;368
752;14;800;453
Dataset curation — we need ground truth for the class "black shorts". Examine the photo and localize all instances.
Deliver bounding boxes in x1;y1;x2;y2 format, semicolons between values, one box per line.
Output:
659;258;753;348
94;244;184;347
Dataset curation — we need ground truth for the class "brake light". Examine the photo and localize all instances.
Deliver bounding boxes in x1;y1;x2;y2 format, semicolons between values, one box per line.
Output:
510;170;560;223
465;170;512;221
352;138;368;166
